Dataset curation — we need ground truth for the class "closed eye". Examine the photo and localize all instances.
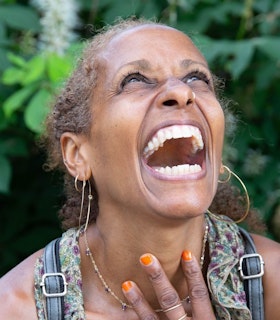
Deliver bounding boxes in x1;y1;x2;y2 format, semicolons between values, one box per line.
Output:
120;72;149;89
183;70;211;86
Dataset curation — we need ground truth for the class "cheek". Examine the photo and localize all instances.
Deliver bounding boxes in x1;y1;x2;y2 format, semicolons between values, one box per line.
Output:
203;100;225;141
90;104;143;168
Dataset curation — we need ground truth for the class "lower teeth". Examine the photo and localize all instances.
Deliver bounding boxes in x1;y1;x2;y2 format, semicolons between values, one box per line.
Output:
155;164;201;175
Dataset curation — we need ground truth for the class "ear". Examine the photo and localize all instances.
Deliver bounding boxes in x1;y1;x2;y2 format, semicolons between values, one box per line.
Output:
60;132;91;181
219;163;225;175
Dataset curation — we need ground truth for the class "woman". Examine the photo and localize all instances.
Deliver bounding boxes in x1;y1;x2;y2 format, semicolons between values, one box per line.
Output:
1;18;280;319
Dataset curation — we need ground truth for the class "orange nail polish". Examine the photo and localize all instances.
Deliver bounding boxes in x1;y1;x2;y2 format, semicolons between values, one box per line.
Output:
140;254;153;266
122;281;132;292
182;250;192;261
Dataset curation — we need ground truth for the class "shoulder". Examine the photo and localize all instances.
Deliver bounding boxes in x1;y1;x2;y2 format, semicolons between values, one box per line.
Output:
0;249;43;319
252;233;280;320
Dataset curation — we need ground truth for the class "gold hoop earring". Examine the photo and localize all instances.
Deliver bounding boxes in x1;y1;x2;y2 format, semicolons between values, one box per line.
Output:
76;178;93;231
218;165;250;223
218;165;231;183
78;178;86;229
84;180;93;232
75;175;85;192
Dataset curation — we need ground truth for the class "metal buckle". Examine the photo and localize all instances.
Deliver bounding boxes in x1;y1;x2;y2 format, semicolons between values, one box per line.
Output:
40;273;68;297
239;253;264;280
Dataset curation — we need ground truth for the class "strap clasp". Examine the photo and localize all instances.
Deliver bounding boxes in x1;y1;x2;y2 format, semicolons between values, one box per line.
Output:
239;253;265;280
40;272;68;297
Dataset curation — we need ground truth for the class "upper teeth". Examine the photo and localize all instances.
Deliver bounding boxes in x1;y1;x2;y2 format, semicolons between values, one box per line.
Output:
143;124;204;159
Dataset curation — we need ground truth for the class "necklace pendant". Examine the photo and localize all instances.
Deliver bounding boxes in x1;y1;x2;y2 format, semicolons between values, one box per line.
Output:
121;303;127;311
86;248;90;256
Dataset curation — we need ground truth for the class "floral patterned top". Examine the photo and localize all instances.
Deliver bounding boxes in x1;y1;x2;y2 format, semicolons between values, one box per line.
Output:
34;212;252;319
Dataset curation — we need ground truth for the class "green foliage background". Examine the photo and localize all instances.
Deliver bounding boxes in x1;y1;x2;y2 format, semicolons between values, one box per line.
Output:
1;0;280;276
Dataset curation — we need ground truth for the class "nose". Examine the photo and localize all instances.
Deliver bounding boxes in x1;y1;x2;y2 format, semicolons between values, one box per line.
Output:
156;78;195;109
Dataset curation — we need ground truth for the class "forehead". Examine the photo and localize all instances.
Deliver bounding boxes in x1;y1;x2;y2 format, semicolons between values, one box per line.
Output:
99;25;208;71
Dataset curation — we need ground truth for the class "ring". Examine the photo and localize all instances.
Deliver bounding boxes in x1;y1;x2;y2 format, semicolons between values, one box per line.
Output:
163;303;182;313
182;295;191;304
177;314;188;320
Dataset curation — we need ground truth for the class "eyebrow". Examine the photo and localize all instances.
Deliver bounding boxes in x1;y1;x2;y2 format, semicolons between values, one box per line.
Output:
117;59;152;72
180;59;209;69
119;58;209;72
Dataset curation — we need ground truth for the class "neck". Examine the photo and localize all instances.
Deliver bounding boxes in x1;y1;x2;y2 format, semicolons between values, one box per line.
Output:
80;208;207;312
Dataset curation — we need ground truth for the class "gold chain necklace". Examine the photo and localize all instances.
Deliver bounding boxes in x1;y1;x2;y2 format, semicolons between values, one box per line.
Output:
83;224;209;311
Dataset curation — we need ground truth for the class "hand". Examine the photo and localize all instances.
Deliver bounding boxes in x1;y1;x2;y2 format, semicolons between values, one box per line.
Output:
121;251;215;320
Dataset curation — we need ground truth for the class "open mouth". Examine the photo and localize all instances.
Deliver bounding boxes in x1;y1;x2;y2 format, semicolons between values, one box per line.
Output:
143;125;204;176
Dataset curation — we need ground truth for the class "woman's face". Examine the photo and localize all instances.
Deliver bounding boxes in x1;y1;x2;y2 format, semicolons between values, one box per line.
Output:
84;25;225;218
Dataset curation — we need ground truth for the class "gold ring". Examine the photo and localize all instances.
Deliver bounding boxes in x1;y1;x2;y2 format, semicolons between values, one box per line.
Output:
163;303;182;313
177;314;188;320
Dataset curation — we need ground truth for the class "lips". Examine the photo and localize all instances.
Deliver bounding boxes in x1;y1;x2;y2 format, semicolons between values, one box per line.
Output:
143;124;205;176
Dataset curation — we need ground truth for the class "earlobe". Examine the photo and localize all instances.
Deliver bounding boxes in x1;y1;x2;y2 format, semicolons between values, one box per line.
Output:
60;132;91;180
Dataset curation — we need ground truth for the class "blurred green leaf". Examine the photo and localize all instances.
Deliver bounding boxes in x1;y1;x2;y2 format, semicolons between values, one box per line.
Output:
2;66;25;85
22;55;46;85
47;53;72;83
0;137;28;157
0;154;11;193
2;85;37;117
254;37;280;61
228;41;254;79
24;89;51;133
0;47;9;71
0;21;5;39
0;4;40;31
103;0;143;23
7;52;26;68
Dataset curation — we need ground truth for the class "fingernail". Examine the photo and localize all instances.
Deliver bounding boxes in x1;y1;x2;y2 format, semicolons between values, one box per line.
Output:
182;250;192;261
140;253;153;266
122;281;132;292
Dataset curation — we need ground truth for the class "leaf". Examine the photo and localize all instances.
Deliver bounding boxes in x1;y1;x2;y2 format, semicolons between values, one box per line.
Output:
22;55;46;85
0;106;8;130
46;53;72;83
0;154;11;194
254;37;280;61
2;67;25;85
7;52;26;68
24;89;51;133
196;37;254;79
0;47;10;71
102;0;143;23
228;41;255;79
0;137;28;157
0;4;40;32
0;21;5;39
137;0;160;19
2;85;37;117
192;34;215;59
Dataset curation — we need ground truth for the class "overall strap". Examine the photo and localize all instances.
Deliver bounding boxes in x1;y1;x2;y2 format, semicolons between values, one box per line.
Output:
40;238;67;320
238;228;265;320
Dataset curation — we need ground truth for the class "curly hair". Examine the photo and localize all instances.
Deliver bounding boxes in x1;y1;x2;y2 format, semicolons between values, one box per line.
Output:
41;17;265;232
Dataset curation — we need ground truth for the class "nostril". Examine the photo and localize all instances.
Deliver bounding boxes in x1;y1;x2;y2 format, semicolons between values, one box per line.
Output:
163;99;177;107
186;98;193;105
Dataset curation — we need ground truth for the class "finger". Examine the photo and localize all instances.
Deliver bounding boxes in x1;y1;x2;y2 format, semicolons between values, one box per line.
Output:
140;253;188;319
122;280;159;320
181;250;215;319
